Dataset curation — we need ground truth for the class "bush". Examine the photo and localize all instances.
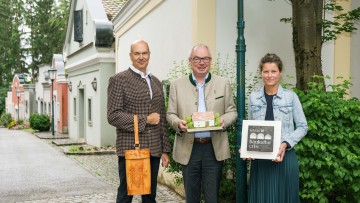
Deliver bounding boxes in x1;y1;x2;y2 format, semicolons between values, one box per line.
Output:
16;119;24;125
295;77;360;202
0;112;13;127
29;114;50;131
7;120;16;129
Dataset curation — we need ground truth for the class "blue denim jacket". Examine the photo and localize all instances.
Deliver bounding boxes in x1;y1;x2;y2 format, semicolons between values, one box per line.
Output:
248;85;308;148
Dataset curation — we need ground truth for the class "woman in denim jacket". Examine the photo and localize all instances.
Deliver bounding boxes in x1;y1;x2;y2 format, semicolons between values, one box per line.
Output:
245;53;308;203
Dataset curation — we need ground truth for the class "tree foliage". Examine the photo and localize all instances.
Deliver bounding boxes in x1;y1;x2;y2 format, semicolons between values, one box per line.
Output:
287;0;360;90
0;0;26;86
0;0;69;114
24;0;69;81
322;2;360;42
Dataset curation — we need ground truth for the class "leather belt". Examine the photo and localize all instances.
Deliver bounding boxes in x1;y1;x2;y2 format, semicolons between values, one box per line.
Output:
194;137;212;144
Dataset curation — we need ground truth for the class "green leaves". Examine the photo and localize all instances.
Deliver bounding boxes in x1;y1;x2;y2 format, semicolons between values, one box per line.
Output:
29;113;50;131
0;0;69;96
322;3;360;42
296;77;360;202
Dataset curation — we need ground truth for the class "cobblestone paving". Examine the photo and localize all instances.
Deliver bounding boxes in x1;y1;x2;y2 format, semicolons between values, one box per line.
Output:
17;191;184;203
17;193;116;203
18;138;185;203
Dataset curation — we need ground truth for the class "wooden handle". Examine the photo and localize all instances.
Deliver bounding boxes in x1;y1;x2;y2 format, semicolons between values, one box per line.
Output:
134;115;139;148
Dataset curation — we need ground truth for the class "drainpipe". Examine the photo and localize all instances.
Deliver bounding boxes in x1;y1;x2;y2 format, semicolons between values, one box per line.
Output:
236;0;247;202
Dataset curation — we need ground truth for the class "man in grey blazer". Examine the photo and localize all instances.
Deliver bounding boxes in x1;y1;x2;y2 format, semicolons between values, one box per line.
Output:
107;40;171;203
167;44;237;203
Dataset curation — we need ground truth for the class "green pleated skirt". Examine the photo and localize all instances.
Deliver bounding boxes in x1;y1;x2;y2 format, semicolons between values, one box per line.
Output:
248;149;300;203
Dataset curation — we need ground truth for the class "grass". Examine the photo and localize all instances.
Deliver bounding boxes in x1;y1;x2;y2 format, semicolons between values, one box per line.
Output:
23;128;38;134
68;146;83;152
68;146;95;152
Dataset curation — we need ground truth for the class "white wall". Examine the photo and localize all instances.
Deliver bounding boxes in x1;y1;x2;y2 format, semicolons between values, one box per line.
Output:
35;65;51;114
64;0;116;146
216;0;237;60
24;91;30;121
116;0;334;84
117;0;193;80
244;1;295;85
115;0;359;98
244;0;335;87
68;70;98;144
67;61;115;147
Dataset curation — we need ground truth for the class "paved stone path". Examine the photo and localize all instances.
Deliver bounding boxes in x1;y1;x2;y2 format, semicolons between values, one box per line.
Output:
0;128;185;203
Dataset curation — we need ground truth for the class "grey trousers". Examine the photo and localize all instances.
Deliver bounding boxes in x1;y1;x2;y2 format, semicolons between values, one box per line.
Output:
181;142;224;203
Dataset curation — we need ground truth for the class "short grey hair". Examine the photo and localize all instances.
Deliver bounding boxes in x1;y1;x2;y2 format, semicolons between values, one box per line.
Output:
188;44;211;59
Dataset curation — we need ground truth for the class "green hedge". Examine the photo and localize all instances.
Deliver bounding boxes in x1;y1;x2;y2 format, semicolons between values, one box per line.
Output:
295;79;360;202
29;113;50;131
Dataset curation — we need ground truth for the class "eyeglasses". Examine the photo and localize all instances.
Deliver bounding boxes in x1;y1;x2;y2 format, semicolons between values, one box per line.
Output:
191;56;212;63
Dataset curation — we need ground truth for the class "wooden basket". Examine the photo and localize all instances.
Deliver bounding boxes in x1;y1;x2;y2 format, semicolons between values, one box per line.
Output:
124;115;151;195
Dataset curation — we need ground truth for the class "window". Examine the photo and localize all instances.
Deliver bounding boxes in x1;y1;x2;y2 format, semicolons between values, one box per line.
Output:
73;98;76;116
86;10;88;25
25;100;28;113
88;98;92;126
74;10;83;42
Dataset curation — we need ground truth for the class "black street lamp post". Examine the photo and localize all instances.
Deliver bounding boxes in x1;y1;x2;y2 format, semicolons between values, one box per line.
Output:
16;89;21;121
48;68;57;136
236;0;247;202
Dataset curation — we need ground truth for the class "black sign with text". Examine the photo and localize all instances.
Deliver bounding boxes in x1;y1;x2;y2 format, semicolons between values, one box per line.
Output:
247;125;274;152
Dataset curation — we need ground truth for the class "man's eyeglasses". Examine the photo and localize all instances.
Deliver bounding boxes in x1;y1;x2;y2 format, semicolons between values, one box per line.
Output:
191;57;212;63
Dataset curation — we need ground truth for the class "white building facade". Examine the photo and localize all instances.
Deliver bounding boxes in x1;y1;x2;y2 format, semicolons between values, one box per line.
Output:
113;0;360;98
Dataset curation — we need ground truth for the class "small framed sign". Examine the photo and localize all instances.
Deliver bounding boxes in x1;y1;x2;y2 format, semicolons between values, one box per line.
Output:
240;120;282;160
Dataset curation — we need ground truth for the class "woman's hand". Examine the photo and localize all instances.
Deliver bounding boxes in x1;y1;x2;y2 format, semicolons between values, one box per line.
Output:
273;143;287;162
238;148;254;160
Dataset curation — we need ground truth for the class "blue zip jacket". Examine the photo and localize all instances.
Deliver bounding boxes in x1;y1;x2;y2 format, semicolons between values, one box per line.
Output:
248;85;308;148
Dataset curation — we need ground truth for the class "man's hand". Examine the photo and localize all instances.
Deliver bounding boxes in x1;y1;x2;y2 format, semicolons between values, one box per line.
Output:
161;153;169;168
146;112;160;125
178;120;187;132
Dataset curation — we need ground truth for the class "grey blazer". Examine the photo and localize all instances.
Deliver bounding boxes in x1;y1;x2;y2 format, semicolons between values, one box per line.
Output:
167;73;237;165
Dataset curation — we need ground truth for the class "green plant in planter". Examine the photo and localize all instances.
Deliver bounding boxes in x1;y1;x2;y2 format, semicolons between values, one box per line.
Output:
69;146;81;152
294;76;360;203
